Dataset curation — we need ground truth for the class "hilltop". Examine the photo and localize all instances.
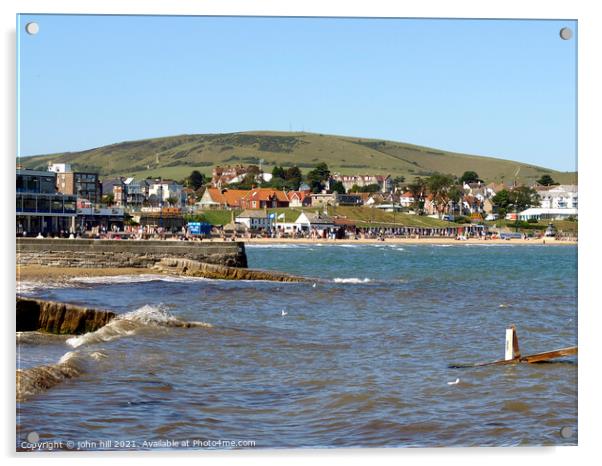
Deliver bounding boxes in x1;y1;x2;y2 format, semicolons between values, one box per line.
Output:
20;131;576;184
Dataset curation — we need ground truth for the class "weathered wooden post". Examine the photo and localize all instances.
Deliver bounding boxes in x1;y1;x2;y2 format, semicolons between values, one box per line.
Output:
505;325;521;361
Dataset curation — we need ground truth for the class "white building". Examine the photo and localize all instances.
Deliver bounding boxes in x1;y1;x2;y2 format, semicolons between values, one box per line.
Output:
47;163;72;173
148;180;184;205
235;210;274;230
294;212;335;233
518;207;578;221
538;185;578;210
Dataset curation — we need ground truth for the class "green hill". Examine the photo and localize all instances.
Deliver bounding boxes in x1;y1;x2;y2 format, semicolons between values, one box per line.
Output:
19;131;577;184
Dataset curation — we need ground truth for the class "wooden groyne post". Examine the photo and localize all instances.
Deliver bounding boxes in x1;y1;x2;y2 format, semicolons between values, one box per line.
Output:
450;325;577;368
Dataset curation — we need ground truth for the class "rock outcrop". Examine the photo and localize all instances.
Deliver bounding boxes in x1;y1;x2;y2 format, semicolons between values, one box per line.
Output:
153;257;309;282
16;298;116;334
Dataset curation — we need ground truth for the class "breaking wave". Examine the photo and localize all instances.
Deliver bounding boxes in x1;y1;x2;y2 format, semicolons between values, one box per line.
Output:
71;274;210;285
66;304;212;348
332;278;373;284
16;350;106;401
17;331;71;345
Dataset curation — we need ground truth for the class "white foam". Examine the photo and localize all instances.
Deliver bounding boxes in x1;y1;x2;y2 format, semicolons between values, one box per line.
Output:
246;244;307;249
332;277;373;284
66;304;211;348
16;280;75;295
71;274;209;285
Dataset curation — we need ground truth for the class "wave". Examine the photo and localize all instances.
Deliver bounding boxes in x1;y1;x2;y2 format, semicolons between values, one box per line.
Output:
332;278;373;284
17;331;71;345
71;274;210;285
16;350;106;401
16;280;78;296
246;244;309;249
66;304;212;348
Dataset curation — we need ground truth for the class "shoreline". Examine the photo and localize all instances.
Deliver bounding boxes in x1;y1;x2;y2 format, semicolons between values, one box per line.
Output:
16;237;575;283
240;237;576;246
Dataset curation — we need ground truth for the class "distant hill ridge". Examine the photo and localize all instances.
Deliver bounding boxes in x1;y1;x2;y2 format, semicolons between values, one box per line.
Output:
20;131;576;184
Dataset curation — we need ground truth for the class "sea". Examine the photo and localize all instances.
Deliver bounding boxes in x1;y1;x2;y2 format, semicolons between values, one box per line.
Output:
16;243;578;450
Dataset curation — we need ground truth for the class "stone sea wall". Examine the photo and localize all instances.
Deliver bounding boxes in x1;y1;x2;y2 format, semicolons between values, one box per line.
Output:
153;257;309;282
16;238;247;268
16;298;116;334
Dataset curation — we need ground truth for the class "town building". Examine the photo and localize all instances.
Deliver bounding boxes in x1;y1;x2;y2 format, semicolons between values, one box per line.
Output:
294;211;335;234
132;207;185;231
49;163;102;205
286;190;312;208
148;179;185;206
335;193;364;206
235;210;273;230
330;174;393;193
536;185;578;210
124;178;150;207
211;165;249;188
241;188;289;209
16;168;77;235
197;188;249;209
309;192;336;207
518;207;578;221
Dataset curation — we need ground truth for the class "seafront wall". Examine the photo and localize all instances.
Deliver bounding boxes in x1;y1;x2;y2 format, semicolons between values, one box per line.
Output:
16;238;247;268
153;257;309;282
16;297;116;334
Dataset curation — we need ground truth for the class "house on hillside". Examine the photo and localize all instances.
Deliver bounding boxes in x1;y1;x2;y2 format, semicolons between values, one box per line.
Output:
537;185;578;210
330;173;393;193
287;190;312;208
335;193;364;206
309;192;336;207
241;188;289;209
399;191;415;208
197;188;249;209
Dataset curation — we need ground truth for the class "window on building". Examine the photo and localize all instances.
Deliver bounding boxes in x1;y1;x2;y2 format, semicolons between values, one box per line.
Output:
37;197;50;213
23;196;36;211
51;199;64;213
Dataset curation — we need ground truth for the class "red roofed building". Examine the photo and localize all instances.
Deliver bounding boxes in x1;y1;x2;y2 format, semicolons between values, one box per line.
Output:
197;188;249;209
241;188;290;209
287;190;312;207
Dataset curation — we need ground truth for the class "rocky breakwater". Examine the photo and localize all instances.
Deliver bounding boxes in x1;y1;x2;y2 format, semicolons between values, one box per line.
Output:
17;297;116;334
153;257;310;282
16;238;247;269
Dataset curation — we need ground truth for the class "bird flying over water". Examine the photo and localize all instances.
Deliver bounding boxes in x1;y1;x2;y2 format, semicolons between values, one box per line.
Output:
447;378;460;385
281;310;288;316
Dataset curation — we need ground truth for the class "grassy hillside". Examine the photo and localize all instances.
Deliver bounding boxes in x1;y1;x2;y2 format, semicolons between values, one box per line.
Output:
20;131;577;185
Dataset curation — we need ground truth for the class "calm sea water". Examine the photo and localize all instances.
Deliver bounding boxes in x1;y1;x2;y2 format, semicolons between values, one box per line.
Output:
16;243;578;449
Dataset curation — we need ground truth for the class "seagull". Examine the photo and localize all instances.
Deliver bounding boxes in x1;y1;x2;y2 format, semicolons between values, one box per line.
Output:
281;310;288;317
312;283;317;288
447;378;460;385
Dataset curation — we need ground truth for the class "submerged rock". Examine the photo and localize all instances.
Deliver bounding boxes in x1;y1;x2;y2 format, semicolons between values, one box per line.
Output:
153;257;309;282
16;298;116;334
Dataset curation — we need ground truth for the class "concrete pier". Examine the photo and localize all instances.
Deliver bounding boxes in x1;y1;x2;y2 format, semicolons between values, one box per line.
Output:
16;238;247;268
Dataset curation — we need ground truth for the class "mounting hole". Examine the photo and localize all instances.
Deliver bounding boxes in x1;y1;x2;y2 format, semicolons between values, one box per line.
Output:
560;426;574;438
25;22;39;35
559;27;572;40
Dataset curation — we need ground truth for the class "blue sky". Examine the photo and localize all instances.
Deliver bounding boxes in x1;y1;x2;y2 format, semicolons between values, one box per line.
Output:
17;15;577;171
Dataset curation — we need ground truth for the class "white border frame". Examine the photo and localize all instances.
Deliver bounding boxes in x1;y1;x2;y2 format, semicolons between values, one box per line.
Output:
3;1;600;465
